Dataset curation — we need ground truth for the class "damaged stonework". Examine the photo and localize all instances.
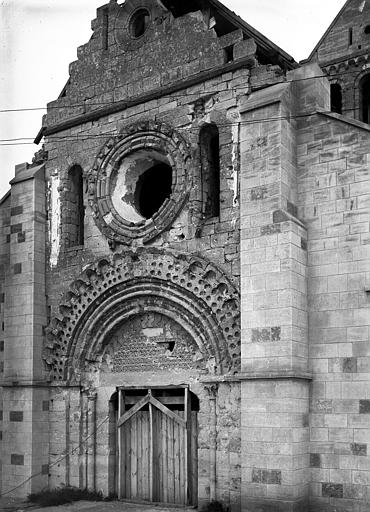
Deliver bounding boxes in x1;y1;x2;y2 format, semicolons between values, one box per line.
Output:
87;120;192;245
48;172;61;267
230;118;241;207
47;379;241;509
101;313;204;373
110;149;172;224
44;248;241;382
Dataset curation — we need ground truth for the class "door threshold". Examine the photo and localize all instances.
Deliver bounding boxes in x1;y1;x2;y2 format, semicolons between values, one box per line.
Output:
118;498;196;509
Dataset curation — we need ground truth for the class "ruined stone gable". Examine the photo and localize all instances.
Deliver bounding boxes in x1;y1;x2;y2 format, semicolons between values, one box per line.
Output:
309;0;370;63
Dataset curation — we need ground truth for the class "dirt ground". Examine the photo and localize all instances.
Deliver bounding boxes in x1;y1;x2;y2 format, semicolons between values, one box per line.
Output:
0;497;194;512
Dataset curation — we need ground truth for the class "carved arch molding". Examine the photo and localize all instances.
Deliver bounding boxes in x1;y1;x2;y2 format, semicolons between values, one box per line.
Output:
44;249;240;382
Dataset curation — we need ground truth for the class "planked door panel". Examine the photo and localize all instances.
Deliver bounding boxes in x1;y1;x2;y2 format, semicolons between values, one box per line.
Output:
118;388;197;505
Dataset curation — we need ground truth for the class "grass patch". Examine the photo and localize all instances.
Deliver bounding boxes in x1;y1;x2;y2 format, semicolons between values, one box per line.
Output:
201;501;229;512
28;486;105;507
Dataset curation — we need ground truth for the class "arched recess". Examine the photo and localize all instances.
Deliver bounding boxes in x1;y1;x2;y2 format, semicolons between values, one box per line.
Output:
360;74;370;123
330;82;343;114
354;71;370;122
199;123;220;219
44;249;240;382
65;164;84;247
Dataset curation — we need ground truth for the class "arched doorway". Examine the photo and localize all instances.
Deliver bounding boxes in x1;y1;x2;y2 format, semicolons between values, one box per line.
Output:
44;250;241;506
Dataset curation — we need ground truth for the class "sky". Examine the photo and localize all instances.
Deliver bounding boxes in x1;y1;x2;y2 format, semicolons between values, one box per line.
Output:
0;0;345;198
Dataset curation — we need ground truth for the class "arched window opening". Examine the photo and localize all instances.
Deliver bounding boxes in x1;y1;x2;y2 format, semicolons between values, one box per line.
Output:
360;75;370;124
67;165;84;247
349;27;353;46
330;83;343;114
199;124;220;219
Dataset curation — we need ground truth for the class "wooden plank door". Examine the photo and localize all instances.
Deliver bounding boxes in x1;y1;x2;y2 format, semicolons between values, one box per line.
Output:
117;388;197;505
152;406;187;504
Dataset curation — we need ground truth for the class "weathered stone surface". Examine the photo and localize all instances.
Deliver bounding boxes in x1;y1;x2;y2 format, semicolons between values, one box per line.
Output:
350;443;367;456
1;1;370;511
322;483;344;498
9;411;23;422
310;453;321;468
10;455;24;466
359;400;370;414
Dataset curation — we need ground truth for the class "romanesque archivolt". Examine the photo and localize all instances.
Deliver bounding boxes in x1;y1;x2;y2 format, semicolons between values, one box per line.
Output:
44;249;240;382
86;121;192;246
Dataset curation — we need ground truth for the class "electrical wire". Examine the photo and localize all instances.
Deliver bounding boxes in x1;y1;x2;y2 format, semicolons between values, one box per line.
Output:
0;67;365;114
0;109;363;147
1;377;122;498
1;413;110;496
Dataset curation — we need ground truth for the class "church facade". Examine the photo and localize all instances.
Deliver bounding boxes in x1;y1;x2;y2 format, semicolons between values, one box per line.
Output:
0;1;370;511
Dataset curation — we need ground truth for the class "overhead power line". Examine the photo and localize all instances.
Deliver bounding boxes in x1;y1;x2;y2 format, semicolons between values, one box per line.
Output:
0;108;365;147
0;111;346;146
0;414;108;496
0;68;363;114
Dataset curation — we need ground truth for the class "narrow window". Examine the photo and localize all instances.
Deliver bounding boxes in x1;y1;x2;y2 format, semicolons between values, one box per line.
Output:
224;45;234;63
67;165;84;247
199;124;220;218
330;83;343;114
349;27;353;46
360;75;370;124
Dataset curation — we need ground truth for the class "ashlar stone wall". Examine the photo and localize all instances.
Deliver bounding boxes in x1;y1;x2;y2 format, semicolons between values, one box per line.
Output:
240;62;370;512
298;109;370;511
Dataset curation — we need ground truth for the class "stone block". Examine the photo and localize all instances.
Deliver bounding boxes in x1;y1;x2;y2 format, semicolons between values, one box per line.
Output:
310;453;321;468
10;206;23;217
10;224;22;234
17;232;26;243
322;482;343;498
359;400;370;414
10;454;24;466
234;39;257;60
343;484;367;500
13;263;22;275
9;411;24;422
252;468;282;485
350;443;367;456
